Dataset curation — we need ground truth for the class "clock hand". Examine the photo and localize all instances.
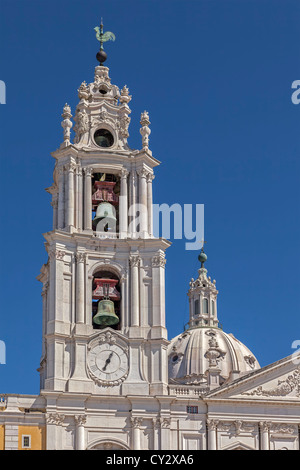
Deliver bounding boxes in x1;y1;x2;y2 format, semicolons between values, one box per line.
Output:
102;352;113;371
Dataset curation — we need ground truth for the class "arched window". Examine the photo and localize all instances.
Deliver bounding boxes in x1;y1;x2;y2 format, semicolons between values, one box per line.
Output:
194;299;200;315
211;300;215;316
202;298;209;314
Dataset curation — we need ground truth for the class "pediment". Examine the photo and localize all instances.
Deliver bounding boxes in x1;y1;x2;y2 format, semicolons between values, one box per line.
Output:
205;354;300;401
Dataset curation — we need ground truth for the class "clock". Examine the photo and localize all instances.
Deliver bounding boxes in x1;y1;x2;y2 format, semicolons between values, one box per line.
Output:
87;342;128;385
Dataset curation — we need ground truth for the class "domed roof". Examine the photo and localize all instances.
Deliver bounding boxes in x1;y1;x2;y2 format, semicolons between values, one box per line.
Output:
168;326;260;388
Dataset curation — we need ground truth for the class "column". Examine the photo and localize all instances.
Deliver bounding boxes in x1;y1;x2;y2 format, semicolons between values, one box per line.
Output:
138;168;148;238
75;252;86;324
46;413;65;450
152;418;161;450
75;415;86;450
131;417;143;450
66;162;75;228
207;419;218;450
147;173;154;236
77;166;83;230
51;193;58;230
130;255;140;327
84;167;92;231
57;166;65;229
151;253;166;327
41;282;48;357
160;418;171;450
259;422;270;450
119;169;129;238
129;170;138;237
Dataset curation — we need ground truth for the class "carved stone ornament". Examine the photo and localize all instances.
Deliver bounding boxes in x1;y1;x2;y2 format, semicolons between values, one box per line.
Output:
75;415;87;426
119;85;132;104
78;81;91;101
206;419;219;431
218;420;256;435
131;417;143;429
74;108;89;143
49;249;66;261
61;103;73;144
46;413;65;425
129;255;140;268
161;418;171;429
242;368;300;397
152;254;166;268
204;330;226;367
75;252;86;263
270;423;297;434
98;331;117;345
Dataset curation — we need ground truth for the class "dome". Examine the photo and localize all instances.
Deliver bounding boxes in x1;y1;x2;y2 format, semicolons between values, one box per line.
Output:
168;326;260;388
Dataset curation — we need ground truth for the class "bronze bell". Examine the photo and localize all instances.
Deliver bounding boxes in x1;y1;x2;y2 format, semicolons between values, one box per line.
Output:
93;299;119;326
92;282;119;327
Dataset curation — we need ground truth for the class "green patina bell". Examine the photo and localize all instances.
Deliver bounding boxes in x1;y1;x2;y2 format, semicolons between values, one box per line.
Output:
93;299;119;326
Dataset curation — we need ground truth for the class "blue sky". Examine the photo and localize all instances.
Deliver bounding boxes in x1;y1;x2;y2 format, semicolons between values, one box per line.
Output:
0;0;300;394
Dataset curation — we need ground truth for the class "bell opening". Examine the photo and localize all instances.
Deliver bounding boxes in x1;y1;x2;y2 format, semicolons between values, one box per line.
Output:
91;173;120;234
92;270;121;331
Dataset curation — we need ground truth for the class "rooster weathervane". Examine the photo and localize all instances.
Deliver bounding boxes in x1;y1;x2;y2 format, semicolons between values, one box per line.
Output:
94;19;116;65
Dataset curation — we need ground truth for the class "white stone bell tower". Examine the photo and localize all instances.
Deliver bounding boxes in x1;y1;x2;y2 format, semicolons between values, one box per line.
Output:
37;49;171;402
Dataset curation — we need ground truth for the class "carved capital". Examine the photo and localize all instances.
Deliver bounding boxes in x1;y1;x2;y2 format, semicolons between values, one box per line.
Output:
121;168;129;179
66;161;76;173
74;415;87;426
207;419;219;431
161;417;171;429
152;417;161;429
49;249;66;261
129;255;140;268
131;417;143;429
75;252;86;263
84;167;93;178
259;421;271;432
46;413;65;426
152;254;166;268
137;168;149;179
146;173;155;183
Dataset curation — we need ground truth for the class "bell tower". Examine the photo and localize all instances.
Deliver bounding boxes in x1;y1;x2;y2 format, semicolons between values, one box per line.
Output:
38;24;171;399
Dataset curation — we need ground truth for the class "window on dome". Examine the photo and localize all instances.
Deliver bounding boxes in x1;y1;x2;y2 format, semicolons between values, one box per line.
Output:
194;299;199;315
212;300;215;316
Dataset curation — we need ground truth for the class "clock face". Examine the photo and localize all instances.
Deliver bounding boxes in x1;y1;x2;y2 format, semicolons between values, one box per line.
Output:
87;342;128;384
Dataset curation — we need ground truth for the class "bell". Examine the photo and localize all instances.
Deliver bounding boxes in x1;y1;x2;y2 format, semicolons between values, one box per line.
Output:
93;299;119;326
93;202;117;231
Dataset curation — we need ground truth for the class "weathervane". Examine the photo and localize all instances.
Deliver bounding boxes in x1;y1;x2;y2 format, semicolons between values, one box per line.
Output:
94;19;116;65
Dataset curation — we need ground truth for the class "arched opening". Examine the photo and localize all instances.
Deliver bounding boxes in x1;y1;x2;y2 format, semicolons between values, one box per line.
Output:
203;298;209;314
92;173;120;234
194;299;200;316
92;269;121;330
87;439;130;450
